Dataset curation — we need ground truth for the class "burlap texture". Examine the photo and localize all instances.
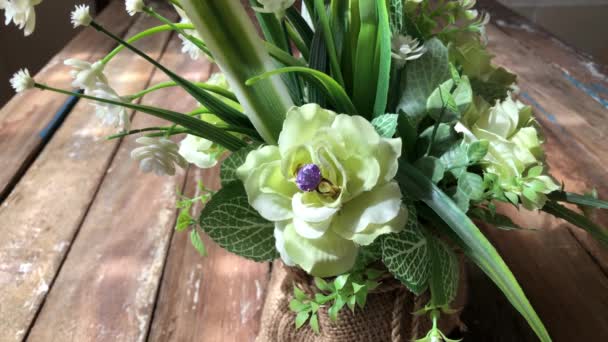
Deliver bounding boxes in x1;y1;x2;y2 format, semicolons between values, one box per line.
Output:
256;261;467;342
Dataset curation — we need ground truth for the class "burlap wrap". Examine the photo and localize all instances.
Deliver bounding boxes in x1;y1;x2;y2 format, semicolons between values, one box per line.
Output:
256;261;467;342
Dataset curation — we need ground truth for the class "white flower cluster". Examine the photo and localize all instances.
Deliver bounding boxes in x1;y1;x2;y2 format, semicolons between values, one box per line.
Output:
70;4;92;28
0;0;42;36
131;137;188;176
172;6;205;60
9;68;34;93
125;0;144;16
90;82;130;132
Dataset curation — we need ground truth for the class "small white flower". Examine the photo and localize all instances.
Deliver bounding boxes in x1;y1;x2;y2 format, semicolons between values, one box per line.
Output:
64;59;108;92
176;19;204;60
90;82;130;131
178;134;223;169
125;0;144;16
131;137;188;176
70;4;92;28
253;0;295;16
10;68;34;93
0;0;41;36
391;35;426;67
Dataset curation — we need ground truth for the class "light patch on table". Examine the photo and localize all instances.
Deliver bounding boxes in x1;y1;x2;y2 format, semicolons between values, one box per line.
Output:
582;61;608;82
495;19;536;33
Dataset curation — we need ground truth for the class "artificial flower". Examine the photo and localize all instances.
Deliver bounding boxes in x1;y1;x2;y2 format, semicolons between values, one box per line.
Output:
252;0;295;17
0;0;41;36
70;4;92;28
125;0;144;16
90;82;130;131
391;35;426;68
131;137;187;176
236;104;406;277
9;68;34;93
64;59;108;93
178;134;223;169
459;94;559;210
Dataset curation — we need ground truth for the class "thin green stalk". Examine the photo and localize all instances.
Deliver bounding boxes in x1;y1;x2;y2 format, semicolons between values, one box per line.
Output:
285;22;310;60
106;126;184;140
168;0;183;10
102;23;195;64
34;83;247;151
314;0;345;87
127;81;238;102
264;42;307;67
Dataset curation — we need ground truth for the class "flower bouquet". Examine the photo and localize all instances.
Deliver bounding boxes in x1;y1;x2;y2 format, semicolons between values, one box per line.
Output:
5;0;608;341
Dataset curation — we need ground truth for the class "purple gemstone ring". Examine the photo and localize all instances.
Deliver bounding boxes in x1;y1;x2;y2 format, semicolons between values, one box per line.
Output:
295;164;322;192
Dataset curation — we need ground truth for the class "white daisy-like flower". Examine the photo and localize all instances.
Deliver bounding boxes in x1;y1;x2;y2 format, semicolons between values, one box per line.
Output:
90;82;130;131
0;0;42;36
131;137;188;176
64;59;108;92
10;68;34;93
178;134;223;169
391;35;426;68
253;0;295;17
70;4;92;28
177;19;204;60
125;0;144;16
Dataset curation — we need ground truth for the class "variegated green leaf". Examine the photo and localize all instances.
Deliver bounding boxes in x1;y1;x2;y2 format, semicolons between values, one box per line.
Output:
428;237;459;308
371;114;399;138
220;145;257;186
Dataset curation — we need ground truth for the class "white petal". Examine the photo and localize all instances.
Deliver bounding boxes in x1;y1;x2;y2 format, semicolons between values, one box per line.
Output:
292;192;339;223
292;216;331;239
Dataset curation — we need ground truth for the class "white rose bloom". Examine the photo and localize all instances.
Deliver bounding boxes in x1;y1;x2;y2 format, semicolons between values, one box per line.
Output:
90;82;130;131
131;137;188;176
64;59;108;92
10;68;34;93
70;4;92;28
178;134;222;169
0;0;42;36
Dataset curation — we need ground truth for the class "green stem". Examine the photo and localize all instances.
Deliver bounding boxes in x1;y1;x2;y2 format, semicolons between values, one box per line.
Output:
168;0;183;10
313;0;345;87
106;126;185;140
102;23;195;64
127;81;238;102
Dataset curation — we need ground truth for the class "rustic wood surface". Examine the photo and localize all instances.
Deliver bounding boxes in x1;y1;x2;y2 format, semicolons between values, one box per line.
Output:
0;1;606;342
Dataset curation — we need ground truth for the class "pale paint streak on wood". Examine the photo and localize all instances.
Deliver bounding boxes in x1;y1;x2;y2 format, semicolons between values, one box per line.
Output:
24;32;205;342
148;166;270;342
0;1;135;200
0;11;173;342
485;23;608;272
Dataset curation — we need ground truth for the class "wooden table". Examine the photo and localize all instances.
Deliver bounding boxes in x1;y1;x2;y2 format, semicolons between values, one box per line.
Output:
0;1;606;341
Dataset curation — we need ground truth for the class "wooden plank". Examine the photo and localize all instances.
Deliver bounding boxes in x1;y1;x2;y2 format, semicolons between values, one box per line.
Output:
148;167;270;342
0;1;135;201
0;11;173;342
24;32;198;342
484;23;608;273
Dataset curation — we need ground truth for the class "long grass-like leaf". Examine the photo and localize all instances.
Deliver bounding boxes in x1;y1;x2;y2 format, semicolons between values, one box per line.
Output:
548;191;608;209
396;161;551;342
352;0;378;116
286;6;314;51
373;0;392;117
314;0;345;87
308;25;329;107
543;201;608;246
246;66;357;115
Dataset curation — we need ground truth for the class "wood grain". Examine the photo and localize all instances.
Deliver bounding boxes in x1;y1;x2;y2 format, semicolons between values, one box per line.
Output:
23;31;202;342
0;10;173;342
148;166;270;342
0;0;135;201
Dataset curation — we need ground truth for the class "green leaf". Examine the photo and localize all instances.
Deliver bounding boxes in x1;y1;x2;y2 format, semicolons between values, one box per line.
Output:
314;277;331;291
440;143;468;178
352;0;379;115
199;181;278;261
414;156;445;183
334;274;350;290
190;229;207;257
246;66;357;115
395;161;551;342
373;0;392;117
289;299;309;312
427;80;459;122
397;38;451;124
371;114;399;137
295;311;310;329
294;286;308;301
548;191;608;210
220;145;257;186
314;0;345;87
389;0;404;34
467;140;489;163
381;206;430;295
452;76;473;113
309;313;320;333
458;172;484;201
308;23;329;107
543;201;608;246
353;239;383;270
469;207;534;231
176;208;194;232
418;123;458;158
428;237;459;308
285;7;314;52
397;113;417;156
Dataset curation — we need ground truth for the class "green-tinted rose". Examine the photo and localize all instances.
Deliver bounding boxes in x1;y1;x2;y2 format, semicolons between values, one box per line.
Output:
459;94;559;210
236;104;407;277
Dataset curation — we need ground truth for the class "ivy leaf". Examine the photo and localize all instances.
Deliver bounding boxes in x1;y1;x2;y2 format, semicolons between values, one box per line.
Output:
397;38;451;124
417;123;458;157
353;239;383;270
199;181;278;261
414;156;445;183
176;207;194;232
220;145;257;186
190;229;207;256
427;80;459;122
371;114;399;138
428;237;459;308
440;143;468;178
467;140;489;163
381;206;430;294
295;311;310;329
458;172;484;201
